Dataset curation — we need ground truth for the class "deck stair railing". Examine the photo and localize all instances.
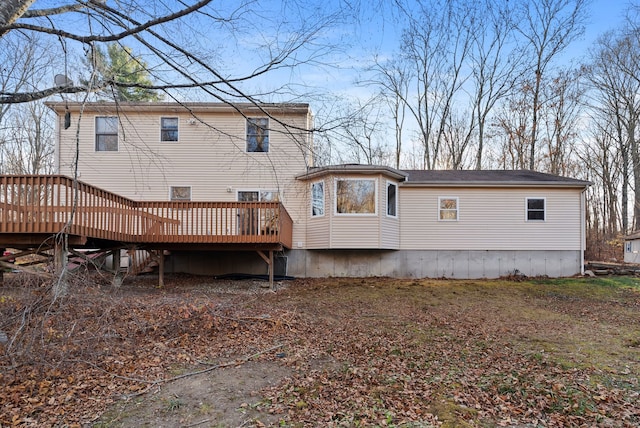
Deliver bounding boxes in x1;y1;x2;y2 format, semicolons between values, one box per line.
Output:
0;175;292;248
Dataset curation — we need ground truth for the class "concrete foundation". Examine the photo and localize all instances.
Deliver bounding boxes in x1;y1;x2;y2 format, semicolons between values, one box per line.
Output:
163;249;582;279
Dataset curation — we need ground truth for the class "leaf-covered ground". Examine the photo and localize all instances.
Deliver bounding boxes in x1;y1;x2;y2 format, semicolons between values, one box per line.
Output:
0;274;639;427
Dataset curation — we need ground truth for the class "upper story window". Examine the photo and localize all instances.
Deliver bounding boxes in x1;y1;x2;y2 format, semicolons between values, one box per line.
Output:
161;117;179;141
526;198;545;221
246;118;269;152
170;186;191;201
95;116;118;151
439;197;458;221
336;179;376;215
387;182;397;217
311;181;325;217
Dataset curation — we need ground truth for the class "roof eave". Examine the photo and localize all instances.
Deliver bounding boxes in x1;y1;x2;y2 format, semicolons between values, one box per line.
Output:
400;180;592;188
296;165;408;181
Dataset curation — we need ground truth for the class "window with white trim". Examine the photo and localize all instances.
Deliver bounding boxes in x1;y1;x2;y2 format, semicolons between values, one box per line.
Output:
161;117;179;141
386;182;397;217
438;197;458;221
95;116;118;151
311;181;325;217
526;198;545;221
335;179;376;214
246;118;269;152
170;186;191;201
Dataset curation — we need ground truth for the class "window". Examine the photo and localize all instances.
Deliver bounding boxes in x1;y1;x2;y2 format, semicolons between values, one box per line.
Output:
161;117;179;141
246;118;269;152
336;179;376;214
311;181;325;217
95;116;118;151
387;182;397;217
170;186;191;201
439;197;458;221
526;198;545;221
626;242;632;253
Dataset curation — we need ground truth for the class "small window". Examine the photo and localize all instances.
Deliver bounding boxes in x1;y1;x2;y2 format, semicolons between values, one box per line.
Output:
336;179;376;214
247;118;269;152
311;181;324;217
95;116;118;151
161;117;179;141
387;182;397;217
170;186;191;201
626;242;632;253
526;198;545;221
439;197;458;221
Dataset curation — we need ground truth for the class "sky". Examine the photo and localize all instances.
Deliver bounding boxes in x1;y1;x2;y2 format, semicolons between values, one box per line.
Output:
232;0;634;106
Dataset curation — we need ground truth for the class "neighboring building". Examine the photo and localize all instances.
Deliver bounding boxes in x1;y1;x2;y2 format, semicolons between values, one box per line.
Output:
624;231;640;264
41;101;591;279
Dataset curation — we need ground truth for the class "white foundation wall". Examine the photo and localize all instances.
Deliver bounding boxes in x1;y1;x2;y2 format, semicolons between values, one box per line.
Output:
164;249;582;279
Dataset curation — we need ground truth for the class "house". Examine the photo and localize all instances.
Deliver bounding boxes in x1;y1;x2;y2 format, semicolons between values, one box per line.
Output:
0;101;591;280
624;231;640;264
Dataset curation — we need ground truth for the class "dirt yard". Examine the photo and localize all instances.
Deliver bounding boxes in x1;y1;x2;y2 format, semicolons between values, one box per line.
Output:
0;273;639;427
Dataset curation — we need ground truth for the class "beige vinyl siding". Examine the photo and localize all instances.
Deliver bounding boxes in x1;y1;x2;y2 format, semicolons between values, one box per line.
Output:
399;187;583;250
58;110;309;202
300;173;401;249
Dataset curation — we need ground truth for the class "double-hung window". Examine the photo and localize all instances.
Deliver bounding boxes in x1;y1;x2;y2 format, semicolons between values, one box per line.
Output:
95;116;118;151
246;118;269;152
526;198;545;221
161;117;179;141
439;197;458;221
311;181;325;217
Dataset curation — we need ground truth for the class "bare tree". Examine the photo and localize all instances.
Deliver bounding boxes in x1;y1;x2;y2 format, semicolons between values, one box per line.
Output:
515;0;588;170
585;30;640;233
397;0;477;169
0;0;344;107
468;0;523;169
0;101;55;174
369;58;411;169
539;68;583;176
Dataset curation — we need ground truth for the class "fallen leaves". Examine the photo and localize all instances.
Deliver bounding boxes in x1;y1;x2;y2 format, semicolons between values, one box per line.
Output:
0;275;639;426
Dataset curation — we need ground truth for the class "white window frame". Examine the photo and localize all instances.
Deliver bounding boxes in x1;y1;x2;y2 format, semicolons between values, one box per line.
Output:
160;116;179;142
311;181;325;217
438;196;459;221
169;186;192;201
386;181;398;218
246;117;269;153
526;197;546;222
95;116;119;152
334;178;377;216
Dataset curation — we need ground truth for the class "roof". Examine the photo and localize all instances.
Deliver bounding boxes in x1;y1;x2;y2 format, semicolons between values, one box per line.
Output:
44;101;311;115
298;166;590;188
626;231;640;240
401;169;591;188
297;164;408;181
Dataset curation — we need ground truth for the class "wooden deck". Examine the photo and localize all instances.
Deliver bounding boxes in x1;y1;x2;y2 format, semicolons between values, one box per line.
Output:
0;175;293;250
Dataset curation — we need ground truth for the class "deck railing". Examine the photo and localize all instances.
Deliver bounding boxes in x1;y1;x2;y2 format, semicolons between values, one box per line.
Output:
0;175;293;247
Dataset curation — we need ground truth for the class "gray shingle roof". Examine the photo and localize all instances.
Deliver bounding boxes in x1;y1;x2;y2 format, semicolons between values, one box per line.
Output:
402;169;591;186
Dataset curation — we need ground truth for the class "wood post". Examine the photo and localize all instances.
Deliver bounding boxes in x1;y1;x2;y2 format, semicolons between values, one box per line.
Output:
256;250;274;289
53;237;68;296
158;250;165;288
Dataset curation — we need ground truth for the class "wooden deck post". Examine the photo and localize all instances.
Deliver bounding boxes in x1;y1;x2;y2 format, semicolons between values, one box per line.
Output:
53;238;68;296
158;250;165;288
256;250;274;290
269;250;274;290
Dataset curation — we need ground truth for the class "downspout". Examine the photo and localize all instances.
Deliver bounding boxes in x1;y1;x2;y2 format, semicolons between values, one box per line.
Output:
580;187;586;275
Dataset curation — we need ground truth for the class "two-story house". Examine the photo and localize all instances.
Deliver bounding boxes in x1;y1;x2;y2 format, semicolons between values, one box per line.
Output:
1;101;590;279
